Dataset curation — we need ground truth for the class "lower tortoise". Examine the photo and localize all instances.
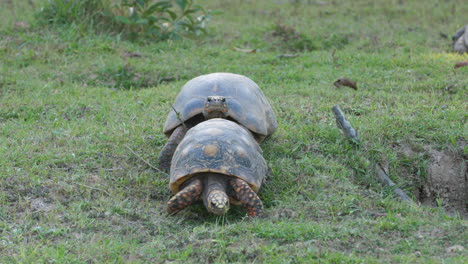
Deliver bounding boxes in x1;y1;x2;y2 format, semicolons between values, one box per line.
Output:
167;118;267;217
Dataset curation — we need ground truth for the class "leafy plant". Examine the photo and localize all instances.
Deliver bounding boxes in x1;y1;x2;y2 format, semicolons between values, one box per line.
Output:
115;0;215;40
37;0;217;41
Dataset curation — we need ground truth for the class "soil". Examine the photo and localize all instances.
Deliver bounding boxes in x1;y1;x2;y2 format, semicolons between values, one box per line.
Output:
396;141;467;218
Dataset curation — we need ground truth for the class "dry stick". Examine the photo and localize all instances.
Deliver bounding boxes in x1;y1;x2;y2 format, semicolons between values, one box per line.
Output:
331;105;415;204
125;145;169;176
375;164;413;202
332;105;359;142
170;103;187;129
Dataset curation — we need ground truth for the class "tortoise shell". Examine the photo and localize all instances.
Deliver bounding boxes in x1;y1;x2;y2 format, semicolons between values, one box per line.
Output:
464;26;468;45
163;72;277;142
169;118;267;194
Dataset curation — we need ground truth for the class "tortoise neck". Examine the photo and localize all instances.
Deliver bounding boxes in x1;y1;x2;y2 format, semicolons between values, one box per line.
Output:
202;174;229;215
202;174;228;199
202;110;227;120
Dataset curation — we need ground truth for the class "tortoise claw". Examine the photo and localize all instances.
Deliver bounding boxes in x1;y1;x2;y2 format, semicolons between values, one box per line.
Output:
167;178;203;215
229;178;264;218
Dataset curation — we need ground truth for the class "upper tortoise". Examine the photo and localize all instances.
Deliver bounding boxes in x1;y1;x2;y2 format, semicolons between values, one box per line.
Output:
158;72;278;171
167;118;267;217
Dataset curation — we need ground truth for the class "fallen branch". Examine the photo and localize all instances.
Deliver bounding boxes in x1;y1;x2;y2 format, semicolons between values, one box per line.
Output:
375;164;414;203
331;104;416;205
331;105;359;142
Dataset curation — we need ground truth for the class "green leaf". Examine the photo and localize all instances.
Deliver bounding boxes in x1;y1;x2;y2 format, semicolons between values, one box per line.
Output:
120;0;132;6
184;9;199;15
155;17;171;22
115;16;132;25
146;15;160;24
166;10;178;20
130;11;140;20
145;1;172;16
184;14;195;23
176;20;194;30
136;18;149;25
136;0;146;8
175;0;188;11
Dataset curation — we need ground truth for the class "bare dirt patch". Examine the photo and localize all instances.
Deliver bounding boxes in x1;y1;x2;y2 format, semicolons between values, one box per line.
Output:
396;141;467;218
30;197;53;213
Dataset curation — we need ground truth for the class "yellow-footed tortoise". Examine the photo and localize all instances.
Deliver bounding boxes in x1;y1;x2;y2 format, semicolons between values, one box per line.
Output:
158;72;277;171
167;118;267;218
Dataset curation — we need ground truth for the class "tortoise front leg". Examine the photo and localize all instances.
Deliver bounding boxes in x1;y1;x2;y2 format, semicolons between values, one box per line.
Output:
167;178;203;215
158;125;188;172
229;178;264;218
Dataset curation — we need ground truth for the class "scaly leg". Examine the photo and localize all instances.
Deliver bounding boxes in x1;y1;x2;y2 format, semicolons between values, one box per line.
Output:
158;125;187;172
167;178;203;215
229;178;264;218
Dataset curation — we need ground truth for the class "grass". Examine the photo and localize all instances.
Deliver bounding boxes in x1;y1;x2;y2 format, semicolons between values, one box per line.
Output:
1;0;467;263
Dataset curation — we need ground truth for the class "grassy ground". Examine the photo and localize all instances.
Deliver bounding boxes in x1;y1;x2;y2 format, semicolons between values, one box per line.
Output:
1;0;467;263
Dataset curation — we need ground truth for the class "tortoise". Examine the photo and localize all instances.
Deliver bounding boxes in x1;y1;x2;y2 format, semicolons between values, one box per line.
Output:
167;118;267;218
158;72;277;172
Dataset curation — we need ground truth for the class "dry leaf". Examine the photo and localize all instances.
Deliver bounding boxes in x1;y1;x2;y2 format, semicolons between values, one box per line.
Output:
334;77;358;90
371;212;388;218
232;47;257;53
277;54;299;59
454;61;468;68
122;51;143;58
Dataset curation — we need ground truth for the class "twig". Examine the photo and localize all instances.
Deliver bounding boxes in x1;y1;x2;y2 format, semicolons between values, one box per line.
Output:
125;145;169;176
170;103;187;129
277;54;299;59
73;182;110;196
332;105;359;142
331;49;341;67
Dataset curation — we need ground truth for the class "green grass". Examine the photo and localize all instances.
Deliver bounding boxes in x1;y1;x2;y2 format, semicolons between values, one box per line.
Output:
1;0;467;263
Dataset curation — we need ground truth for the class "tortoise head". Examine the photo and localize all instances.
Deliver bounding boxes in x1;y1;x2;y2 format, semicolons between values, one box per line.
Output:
202;96;228;119
206;189;229;215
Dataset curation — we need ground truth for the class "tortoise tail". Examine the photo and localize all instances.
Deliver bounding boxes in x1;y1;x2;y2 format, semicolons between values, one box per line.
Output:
230;178;264;218
158;125;188;172
167;178;203;215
